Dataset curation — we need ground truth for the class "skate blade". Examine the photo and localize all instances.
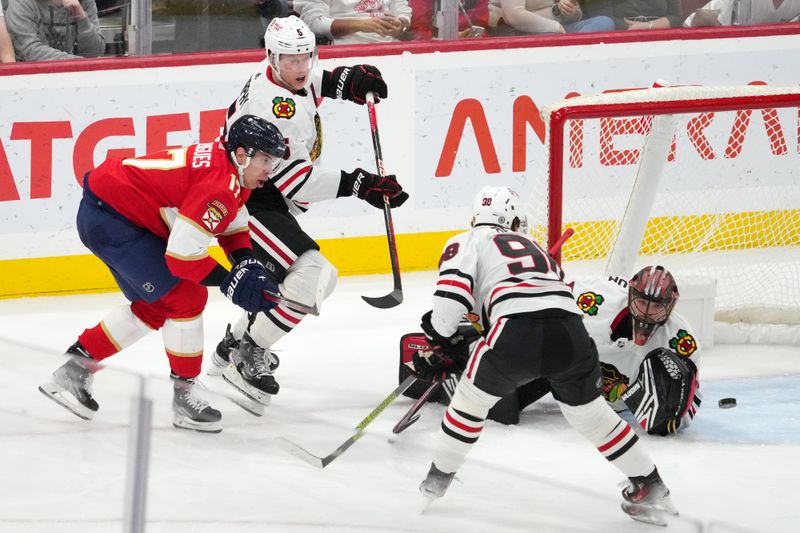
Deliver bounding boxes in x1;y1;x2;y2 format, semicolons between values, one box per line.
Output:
206;364;227;377
229;394;266;416
621;501;674;527
419;494;436;514
172;414;222;434
222;366;273;406
38;382;96;421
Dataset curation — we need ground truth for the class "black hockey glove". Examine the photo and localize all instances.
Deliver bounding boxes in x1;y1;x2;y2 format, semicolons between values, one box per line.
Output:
338;168;409;209
327;65;388;105
621;348;698;436
409;310;471;382
221;258;279;314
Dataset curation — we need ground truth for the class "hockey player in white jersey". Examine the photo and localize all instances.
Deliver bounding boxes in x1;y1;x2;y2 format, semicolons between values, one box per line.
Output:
409;186;677;525
211;15;408;413
570;268;701;434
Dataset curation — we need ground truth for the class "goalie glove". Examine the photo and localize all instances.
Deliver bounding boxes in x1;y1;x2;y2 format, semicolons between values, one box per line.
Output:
621;348;699;436
405;311;473;382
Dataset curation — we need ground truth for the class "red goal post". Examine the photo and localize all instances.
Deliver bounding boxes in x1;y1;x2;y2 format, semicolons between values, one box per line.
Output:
535;84;800;327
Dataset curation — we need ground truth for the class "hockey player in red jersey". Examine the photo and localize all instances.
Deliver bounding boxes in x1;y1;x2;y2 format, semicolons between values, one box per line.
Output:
410;186;678;525
210;15;408;413
39;115;287;434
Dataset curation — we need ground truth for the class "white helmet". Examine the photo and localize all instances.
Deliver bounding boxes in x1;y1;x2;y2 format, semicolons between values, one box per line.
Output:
471;186;527;232
264;16;317;77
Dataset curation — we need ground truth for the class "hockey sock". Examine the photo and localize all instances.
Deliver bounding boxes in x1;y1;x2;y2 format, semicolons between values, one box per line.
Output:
558;396;655;478
433;378;499;474
163;315;204;379
78;305;154;361
234;306;306;350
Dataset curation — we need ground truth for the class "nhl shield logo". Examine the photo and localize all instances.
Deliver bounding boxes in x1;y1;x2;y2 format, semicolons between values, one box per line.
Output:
142;282;155;293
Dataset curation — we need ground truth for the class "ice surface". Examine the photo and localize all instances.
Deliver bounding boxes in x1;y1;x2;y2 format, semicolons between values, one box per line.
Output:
1;271;798;532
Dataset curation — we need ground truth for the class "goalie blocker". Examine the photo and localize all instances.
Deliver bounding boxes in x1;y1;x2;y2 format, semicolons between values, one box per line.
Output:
621;348;698;435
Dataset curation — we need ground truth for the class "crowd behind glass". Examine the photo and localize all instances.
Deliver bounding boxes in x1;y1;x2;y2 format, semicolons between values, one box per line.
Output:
0;0;798;63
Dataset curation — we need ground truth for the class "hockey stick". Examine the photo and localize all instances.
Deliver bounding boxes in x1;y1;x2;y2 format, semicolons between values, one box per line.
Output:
277;375;417;468
262;289;319;316
361;91;403;309
392;379;441;434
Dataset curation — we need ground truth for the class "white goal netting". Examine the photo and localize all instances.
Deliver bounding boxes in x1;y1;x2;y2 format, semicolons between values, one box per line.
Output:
532;84;800;326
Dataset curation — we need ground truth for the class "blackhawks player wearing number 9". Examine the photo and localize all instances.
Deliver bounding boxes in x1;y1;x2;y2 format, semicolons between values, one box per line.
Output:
411;186;677;525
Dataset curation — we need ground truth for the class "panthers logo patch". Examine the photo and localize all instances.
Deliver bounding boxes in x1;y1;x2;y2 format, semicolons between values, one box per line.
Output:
272;97;296;119
201;204;224;232
669;329;697;357
577;291;604;316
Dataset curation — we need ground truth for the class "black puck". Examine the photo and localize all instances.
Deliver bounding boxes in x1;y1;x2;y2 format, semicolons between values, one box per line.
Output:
718;397;737;409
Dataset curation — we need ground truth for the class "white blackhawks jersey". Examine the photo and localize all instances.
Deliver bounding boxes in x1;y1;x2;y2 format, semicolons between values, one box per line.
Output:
573;276;702;425
430;225;579;337
226;60;340;215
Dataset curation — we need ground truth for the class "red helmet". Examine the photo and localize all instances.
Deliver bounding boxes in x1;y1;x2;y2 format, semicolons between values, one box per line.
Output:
628;265;679;346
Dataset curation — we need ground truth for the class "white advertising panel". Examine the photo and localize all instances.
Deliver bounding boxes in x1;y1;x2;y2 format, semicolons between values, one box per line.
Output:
1;33;799;262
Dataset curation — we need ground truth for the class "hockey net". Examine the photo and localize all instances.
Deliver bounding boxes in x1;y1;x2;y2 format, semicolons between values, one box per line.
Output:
532;84;800;330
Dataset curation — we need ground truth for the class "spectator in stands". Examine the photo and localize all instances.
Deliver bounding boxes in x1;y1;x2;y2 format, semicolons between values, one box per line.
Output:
294;0;412;44
488;0;615;35
409;0;490;39
6;0;104;61
584;0;683;30
684;0;800;27
1;1;16;62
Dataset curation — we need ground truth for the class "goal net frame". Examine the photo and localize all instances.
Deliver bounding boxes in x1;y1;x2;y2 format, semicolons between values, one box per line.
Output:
537;84;800;333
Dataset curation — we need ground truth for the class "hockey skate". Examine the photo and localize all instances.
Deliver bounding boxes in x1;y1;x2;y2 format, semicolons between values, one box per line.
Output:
38;342;99;420
620;468;679;526
419;463;456;511
172;374;222;433
222;332;280;407
207;324;240;377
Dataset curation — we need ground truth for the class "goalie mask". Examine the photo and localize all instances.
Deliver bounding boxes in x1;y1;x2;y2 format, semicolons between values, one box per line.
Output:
471;186;528;232
628;265;679;346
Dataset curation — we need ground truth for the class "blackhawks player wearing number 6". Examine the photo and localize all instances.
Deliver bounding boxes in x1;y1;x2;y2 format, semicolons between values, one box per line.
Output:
210;15;408;413
39;115;286;434
410;186;678;525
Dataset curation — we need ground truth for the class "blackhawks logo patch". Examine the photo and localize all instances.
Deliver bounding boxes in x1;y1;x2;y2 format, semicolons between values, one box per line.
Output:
272;97;296;119
600;363;629;403
669;329;698;357
201;203;224;232
577;291;604;316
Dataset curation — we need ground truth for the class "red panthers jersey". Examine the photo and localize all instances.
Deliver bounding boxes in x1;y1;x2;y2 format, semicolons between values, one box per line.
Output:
87;141;252;283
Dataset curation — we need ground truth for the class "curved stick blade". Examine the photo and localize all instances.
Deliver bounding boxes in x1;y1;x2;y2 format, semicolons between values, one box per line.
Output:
362;289;403;309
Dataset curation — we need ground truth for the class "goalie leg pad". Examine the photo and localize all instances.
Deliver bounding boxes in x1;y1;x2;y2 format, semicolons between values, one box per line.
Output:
621;348;698;435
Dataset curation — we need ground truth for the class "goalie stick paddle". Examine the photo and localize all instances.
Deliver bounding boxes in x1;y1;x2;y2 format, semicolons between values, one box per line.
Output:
262;290;319;316
361;92;403;309
277;375;417;468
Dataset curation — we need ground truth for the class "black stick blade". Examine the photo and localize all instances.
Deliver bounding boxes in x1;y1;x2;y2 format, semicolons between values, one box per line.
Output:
361;289;403;309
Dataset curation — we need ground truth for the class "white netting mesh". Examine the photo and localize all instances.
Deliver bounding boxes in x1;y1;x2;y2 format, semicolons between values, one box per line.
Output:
533;85;800;324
